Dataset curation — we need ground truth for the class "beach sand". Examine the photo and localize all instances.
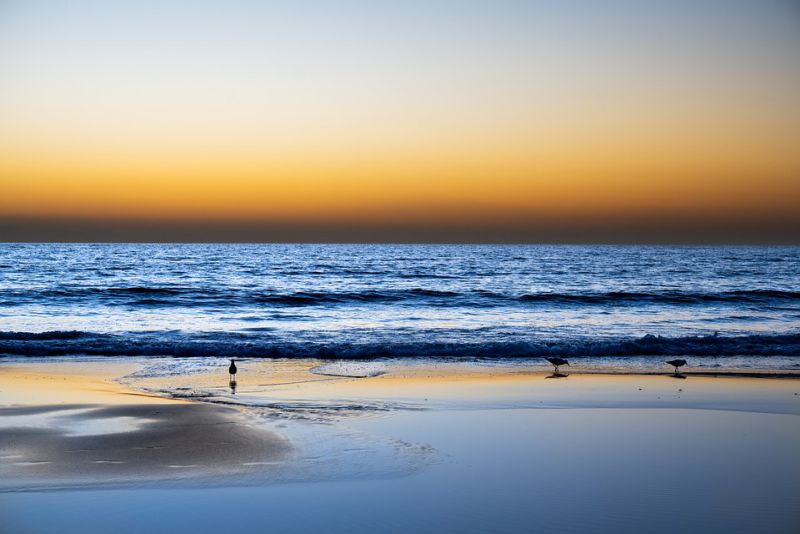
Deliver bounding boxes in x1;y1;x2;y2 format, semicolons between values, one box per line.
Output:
0;363;290;491
1;359;799;533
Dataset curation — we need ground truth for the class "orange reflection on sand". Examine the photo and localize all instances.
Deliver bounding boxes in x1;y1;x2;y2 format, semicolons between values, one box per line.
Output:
0;362;180;406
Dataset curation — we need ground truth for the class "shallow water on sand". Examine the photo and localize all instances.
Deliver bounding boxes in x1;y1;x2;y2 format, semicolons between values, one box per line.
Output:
3;407;799;534
2;360;799;533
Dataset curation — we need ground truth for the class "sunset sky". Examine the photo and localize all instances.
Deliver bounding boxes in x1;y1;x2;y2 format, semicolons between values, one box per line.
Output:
1;0;799;243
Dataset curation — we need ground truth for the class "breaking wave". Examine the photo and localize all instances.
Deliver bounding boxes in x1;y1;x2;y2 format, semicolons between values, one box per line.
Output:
1;331;798;358
2;287;799;308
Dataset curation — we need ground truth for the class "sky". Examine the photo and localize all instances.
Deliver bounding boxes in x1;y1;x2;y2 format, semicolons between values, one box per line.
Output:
1;0;799;243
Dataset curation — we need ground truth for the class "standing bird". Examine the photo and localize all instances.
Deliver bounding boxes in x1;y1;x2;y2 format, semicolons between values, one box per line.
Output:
229;359;238;381
666;359;687;374
544;357;570;374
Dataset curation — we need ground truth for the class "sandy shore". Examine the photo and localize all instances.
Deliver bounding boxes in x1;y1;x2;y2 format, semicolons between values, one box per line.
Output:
2;358;799;533
0;363;290;491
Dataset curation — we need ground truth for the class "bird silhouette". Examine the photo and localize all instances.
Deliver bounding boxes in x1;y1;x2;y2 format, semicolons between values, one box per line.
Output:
666;359;687;374
229;359;238;380
544;357;569;374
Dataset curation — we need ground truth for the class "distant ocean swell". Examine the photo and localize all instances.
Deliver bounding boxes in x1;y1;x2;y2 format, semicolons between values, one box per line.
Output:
1;331;799;359
2;288;799;308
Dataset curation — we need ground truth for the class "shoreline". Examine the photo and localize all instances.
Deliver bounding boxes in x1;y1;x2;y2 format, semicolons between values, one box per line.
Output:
2;354;799;378
3;357;800;533
3;360;800;477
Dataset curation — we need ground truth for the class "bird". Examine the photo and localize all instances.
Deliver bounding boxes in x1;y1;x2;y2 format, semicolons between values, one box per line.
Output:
666;359;687;374
228;359;238;381
544;357;569;374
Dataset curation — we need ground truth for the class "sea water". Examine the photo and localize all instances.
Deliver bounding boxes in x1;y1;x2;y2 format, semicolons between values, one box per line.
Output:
0;244;798;367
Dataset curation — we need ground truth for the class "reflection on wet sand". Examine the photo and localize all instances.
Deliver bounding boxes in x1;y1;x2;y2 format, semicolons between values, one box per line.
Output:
545;372;569;379
2;359;800;493
0;402;290;490
2;358;799;534
2;359;800;534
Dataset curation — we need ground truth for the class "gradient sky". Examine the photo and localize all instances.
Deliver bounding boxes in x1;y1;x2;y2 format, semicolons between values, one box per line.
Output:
1;0;799;242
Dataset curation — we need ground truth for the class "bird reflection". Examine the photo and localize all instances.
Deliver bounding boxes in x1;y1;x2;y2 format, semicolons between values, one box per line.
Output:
670;373;687;380
229;378;237;394
545;371;569;379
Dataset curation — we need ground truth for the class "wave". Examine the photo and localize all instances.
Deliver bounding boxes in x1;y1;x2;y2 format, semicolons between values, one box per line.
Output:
1;287;799;308
515;290;800;305
0;330;87;340
1;331;798;358
252;290;398;305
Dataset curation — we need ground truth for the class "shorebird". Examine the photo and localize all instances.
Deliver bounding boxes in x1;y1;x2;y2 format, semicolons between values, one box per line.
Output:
229;359;238;380
666;359;687;374
544;357;570;374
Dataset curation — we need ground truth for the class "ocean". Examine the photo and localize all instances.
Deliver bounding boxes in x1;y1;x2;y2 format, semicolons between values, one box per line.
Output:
1;244;798;368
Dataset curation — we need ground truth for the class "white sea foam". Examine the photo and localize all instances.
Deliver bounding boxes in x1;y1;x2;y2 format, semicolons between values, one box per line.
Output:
309;362;388;378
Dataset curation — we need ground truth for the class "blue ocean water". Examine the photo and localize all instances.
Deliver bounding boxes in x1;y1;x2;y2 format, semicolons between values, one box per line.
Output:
0;244;798;363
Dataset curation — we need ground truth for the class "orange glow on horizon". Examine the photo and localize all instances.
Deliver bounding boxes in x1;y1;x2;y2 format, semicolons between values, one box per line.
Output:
1;0;798;240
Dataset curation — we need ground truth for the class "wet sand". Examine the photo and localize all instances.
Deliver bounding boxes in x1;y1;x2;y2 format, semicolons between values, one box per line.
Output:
1;359;799;533
0;364;290;491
